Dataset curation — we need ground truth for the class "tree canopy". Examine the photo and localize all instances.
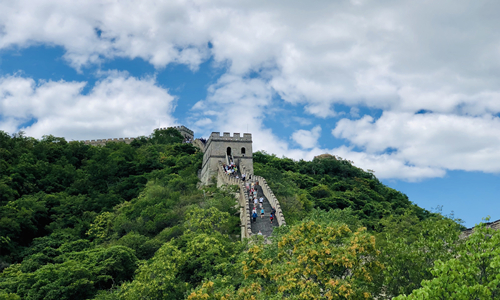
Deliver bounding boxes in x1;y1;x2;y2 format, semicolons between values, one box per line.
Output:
0;130;482;299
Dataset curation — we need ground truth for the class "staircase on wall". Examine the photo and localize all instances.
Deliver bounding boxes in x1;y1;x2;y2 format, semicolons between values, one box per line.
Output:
247;181;279;236
216;161;285;239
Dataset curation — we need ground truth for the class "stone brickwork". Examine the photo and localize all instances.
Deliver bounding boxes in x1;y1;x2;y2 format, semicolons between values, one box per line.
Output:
82;137;136;146
217;162;253;240
79;125;193;146
200;132;253;185
193;139;206;152
155;125;194;140
461;219;500;238
252;175;287;227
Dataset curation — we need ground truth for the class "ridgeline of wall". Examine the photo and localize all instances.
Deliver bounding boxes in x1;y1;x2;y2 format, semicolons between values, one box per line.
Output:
217;162;253;240
79;126;197;147
155;125;194;140
81;137;136;146
461;219;500;238
193;139;206;152
251;175;287;227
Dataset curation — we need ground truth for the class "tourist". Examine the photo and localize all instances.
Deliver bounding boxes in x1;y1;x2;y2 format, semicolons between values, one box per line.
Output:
258;231;263;236
259;197;264;205
260;207;265;218
270;212;274;224
254;198;258;206
252;211;257;223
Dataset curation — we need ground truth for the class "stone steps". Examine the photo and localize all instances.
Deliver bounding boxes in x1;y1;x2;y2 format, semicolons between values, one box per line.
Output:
248;183;279;236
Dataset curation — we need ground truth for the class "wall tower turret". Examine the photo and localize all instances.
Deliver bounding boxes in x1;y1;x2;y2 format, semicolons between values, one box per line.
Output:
200;132;253;185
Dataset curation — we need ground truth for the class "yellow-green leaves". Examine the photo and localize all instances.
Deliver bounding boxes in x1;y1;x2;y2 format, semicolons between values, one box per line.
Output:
238;221;381;299
185;206;232;234
395;222;500;299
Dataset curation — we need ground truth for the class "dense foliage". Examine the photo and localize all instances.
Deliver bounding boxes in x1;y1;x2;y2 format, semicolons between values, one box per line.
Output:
252;151;432;228
0;130;490;300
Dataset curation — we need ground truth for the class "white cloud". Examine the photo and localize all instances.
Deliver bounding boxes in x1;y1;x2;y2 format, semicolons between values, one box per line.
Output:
333;112;500;174
2;0;500;114
188;75;442;181
291;125;321;149
350;107;360;118
3;0;500;179
0;73;177;140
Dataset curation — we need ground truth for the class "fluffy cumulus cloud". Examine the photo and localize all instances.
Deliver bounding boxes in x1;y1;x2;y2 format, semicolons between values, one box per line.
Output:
292;125;321;149
333;112;500;174
2;0;500;179
0;73;176;140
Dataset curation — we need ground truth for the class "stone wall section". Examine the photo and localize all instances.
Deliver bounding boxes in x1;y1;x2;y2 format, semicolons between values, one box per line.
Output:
461;219;500;238
217;162;253;240
201;132;253;185
251;175;287;227
79;125;194;147
82;137;135;146
193;139;206;152
155;125;194;140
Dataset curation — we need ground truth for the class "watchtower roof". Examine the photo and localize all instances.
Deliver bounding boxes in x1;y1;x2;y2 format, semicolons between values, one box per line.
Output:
208;132;252;142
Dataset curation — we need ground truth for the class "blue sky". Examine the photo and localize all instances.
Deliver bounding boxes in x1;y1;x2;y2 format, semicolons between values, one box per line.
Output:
1;0;499;228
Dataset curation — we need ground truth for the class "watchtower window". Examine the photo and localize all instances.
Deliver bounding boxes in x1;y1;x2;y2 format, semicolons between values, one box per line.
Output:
227;147;232;156
241;147;246;155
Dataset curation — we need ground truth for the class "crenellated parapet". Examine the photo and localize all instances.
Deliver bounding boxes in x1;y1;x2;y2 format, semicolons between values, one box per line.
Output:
79;125;195;147
252;175;287;227
217;162;253;240
155;125;194;140
200;131;253;185
208;132;252;142
81;137;136;146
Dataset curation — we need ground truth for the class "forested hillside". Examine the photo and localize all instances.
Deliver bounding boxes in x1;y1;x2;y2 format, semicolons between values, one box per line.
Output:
1;130;499;300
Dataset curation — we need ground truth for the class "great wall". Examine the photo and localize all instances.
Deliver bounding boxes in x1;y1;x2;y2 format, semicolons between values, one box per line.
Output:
79;126;194;146
79;125;285;240
77;125;499;240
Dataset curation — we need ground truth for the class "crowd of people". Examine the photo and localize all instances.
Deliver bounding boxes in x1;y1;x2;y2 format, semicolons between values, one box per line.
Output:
223;161;249;181
223;163;276;230
223;162;238;176
248;182;276;225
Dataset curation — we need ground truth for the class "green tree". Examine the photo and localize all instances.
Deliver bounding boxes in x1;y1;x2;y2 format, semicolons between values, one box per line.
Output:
376;211;463;297
188;212;381;300
395;220;500;300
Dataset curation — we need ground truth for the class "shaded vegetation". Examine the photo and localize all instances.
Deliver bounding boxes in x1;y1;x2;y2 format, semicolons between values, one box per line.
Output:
253;151;432;228
1;130;486;300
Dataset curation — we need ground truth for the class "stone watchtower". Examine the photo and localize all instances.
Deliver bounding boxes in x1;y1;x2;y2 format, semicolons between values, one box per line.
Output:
200;132;253;185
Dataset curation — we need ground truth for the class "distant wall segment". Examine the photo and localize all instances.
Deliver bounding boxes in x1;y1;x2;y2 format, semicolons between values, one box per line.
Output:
78;125;195;146
81;137;136;146
155;125;194;140
461;219;500;238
